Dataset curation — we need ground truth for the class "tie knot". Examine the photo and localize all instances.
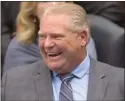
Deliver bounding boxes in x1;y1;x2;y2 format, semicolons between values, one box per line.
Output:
59;74;74;82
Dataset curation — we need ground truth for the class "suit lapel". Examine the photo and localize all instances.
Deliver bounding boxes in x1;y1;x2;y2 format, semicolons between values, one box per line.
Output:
87;59;108;101
33;61;53;101
31;59;108;101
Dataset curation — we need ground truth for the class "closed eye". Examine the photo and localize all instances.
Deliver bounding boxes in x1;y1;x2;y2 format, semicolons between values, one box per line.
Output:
51;34;65;40
38;34;46;39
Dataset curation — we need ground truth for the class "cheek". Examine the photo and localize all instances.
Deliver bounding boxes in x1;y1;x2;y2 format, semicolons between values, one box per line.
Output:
64;38;80;51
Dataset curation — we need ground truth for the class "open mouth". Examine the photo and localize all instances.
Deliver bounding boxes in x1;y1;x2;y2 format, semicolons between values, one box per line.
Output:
48;52;62;58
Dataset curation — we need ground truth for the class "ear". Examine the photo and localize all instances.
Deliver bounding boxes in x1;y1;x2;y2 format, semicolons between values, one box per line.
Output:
79;29;88;47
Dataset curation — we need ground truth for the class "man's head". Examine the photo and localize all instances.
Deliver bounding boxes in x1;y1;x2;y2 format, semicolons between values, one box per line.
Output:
38;4;90;74
16;1;70;44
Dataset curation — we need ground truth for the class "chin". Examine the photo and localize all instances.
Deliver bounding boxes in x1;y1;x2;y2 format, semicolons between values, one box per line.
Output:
46;62;60;69
46;61;64;72
44;58;67;71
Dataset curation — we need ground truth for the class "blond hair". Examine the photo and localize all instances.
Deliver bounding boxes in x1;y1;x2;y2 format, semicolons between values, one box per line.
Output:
16;1;38;44
42;3;91;43
16;2;74;44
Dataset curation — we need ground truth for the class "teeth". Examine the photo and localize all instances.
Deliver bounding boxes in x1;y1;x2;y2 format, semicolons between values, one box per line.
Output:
48;53;61;57
48;53;58;56
48;53;57;55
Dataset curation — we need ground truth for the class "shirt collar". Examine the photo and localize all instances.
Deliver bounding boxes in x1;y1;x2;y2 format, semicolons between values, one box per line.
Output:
52;52;90;79
72;52;90;79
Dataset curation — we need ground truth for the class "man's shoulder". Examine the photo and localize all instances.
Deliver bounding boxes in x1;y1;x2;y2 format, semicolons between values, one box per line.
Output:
93;59;124;95
92;59;124;78
3;60;45;80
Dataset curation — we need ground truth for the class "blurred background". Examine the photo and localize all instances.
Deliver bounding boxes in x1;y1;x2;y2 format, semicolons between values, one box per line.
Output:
1;1;125;76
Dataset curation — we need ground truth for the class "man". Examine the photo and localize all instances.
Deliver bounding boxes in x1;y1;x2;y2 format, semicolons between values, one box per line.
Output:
2;3;124;101
3;1;97;73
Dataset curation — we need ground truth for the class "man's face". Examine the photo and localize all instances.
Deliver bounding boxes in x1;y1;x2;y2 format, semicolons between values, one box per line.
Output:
39;14;86;74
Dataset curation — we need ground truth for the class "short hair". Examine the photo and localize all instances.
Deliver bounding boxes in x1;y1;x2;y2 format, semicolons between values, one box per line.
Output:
16;2;73;44
42;3;91;43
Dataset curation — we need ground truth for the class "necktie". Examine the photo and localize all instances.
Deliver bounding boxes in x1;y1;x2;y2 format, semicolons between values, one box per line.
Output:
59;74;74;101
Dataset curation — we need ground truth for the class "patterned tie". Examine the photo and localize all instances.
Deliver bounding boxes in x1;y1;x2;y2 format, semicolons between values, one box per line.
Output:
59;74;74;101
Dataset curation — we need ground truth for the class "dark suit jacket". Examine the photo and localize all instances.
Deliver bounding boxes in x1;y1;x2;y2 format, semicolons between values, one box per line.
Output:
2;59;124;101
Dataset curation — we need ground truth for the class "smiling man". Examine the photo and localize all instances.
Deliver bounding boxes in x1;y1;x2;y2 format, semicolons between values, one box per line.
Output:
2;3;124;101
38;13;88;74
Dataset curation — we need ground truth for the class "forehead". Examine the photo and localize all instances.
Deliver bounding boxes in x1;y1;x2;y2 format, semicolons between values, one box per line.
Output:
40;14;70;32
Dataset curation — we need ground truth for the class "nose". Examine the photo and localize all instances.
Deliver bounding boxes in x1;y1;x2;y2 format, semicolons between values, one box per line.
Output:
44;37;55;49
